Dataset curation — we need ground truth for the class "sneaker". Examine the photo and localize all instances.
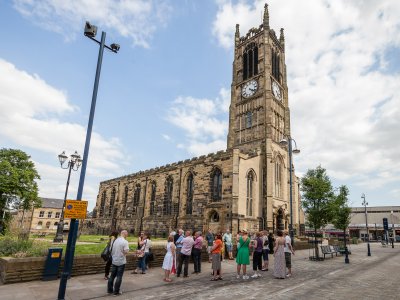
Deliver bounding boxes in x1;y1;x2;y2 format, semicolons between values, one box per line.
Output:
113;291;122;296
236;274;240;279
286;274;292;278
257;273;262;278
243;275;249;280
251;274;258;278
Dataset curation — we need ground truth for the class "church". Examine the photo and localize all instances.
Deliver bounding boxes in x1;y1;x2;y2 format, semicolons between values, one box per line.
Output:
88;4;305;237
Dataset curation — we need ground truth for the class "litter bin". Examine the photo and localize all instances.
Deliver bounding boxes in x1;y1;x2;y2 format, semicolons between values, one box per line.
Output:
42;248;63;281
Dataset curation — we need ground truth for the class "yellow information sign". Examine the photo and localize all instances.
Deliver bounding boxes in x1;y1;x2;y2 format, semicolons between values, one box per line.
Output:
64;200;88;219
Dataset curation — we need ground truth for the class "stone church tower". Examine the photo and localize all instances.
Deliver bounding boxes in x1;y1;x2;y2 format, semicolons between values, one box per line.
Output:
86;4;304;236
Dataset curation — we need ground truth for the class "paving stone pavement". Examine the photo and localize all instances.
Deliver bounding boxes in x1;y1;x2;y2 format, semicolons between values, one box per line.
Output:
0;243;399;300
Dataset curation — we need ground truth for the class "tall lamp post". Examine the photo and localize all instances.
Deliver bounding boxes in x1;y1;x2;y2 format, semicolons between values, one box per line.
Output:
57;22;119;300
280;136;300;246
361;193;371;256
53;151;82;243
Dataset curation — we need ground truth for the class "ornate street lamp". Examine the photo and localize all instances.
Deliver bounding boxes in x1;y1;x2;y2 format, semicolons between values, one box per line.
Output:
279;136;300;246
361;193;371;256
53;151;82;243
57;22;119;300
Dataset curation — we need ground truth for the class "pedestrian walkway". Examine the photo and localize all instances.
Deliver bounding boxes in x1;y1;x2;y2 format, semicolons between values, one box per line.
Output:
0;243;399;300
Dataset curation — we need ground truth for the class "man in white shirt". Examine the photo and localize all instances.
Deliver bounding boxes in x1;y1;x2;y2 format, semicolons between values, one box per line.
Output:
107;230;129;296
284;231;295;277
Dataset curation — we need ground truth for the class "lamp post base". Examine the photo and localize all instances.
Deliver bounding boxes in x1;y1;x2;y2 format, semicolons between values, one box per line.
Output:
53;222;65;243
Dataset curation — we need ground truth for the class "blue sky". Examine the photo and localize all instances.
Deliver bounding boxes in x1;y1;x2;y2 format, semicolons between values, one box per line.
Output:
1;0;399;210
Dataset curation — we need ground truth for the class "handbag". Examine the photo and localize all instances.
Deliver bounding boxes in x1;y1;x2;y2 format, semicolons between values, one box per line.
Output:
101;245;110;261
101;238;115;261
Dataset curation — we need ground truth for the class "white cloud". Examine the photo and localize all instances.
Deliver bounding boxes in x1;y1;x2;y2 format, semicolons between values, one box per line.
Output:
212;1;400;196
162;134;171;141
12;0;173;48
0;59;127;209
167;88;229;156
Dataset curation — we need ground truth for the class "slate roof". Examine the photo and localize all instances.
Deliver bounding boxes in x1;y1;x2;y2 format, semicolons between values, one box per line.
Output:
40;198;64;209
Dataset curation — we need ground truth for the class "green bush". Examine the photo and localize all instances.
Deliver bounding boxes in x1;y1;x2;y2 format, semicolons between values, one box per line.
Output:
0;236;48;257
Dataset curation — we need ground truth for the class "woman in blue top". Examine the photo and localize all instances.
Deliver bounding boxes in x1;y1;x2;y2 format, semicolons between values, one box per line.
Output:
236;229;250;279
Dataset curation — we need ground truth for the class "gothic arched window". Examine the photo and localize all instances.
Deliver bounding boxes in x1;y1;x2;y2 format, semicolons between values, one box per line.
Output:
163;177;173;215
211;168;222;202
109;187;116;217
243;42;258;81
275;159;282;198
99;191;106;217
246;171;254;216
123;185;128;216
133;184;141;207
150;181;156;216
186;173;194;215
272;48;280;82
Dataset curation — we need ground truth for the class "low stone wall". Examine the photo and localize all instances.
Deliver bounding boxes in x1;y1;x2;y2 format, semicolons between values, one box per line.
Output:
0;246;209;284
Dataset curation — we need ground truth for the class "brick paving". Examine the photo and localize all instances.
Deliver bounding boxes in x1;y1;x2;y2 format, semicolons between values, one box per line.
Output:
0;243;399;300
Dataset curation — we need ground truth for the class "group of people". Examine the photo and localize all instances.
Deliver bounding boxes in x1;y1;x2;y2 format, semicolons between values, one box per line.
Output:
104;228;295;296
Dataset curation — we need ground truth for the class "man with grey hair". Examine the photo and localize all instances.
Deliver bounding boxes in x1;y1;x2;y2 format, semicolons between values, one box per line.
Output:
107;230;129;296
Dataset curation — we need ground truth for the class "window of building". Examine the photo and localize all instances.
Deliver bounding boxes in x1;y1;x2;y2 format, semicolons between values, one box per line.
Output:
36;221;43;229
271;48;280;82
246;171;254;216
210;211;220;223
45;221;51;229
64;222;69;228
243;42;258;81
275;159;282;197
109;187;116;217
99;191;106;217
163;176;173;215
211;168;222;202
39;211;44;218
186;173;194;215
133;184;141;208
150;181;156;216
47;211;52;218
246;111;252;128
55;212;60;219
123;185;128;216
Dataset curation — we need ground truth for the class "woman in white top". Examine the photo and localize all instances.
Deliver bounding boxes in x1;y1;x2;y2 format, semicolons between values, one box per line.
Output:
133;233;152;274
162;235;176;282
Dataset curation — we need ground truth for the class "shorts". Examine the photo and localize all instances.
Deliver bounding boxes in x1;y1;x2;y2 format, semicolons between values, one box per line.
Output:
285;252;291;268
226;244;232;252
262;249;269;261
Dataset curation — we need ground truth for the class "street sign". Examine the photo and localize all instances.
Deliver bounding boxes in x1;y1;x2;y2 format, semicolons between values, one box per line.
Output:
64;200;88;219
383;218;389;231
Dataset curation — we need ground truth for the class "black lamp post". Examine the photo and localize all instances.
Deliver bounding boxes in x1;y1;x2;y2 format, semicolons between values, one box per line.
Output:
57;21;119;300
279;136;300;246
361;193;371;256
53;151;82;243
391;210;394;248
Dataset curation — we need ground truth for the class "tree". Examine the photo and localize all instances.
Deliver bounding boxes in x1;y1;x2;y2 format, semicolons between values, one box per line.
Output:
301;166;335;259
0;148;41;232
331;185;351;263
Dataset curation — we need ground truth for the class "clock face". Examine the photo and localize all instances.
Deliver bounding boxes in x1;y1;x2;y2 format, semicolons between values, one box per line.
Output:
272;81;282;100
242;80;258;98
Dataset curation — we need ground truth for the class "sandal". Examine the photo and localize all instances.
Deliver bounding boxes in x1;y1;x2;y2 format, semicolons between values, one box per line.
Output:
218;277;223;280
